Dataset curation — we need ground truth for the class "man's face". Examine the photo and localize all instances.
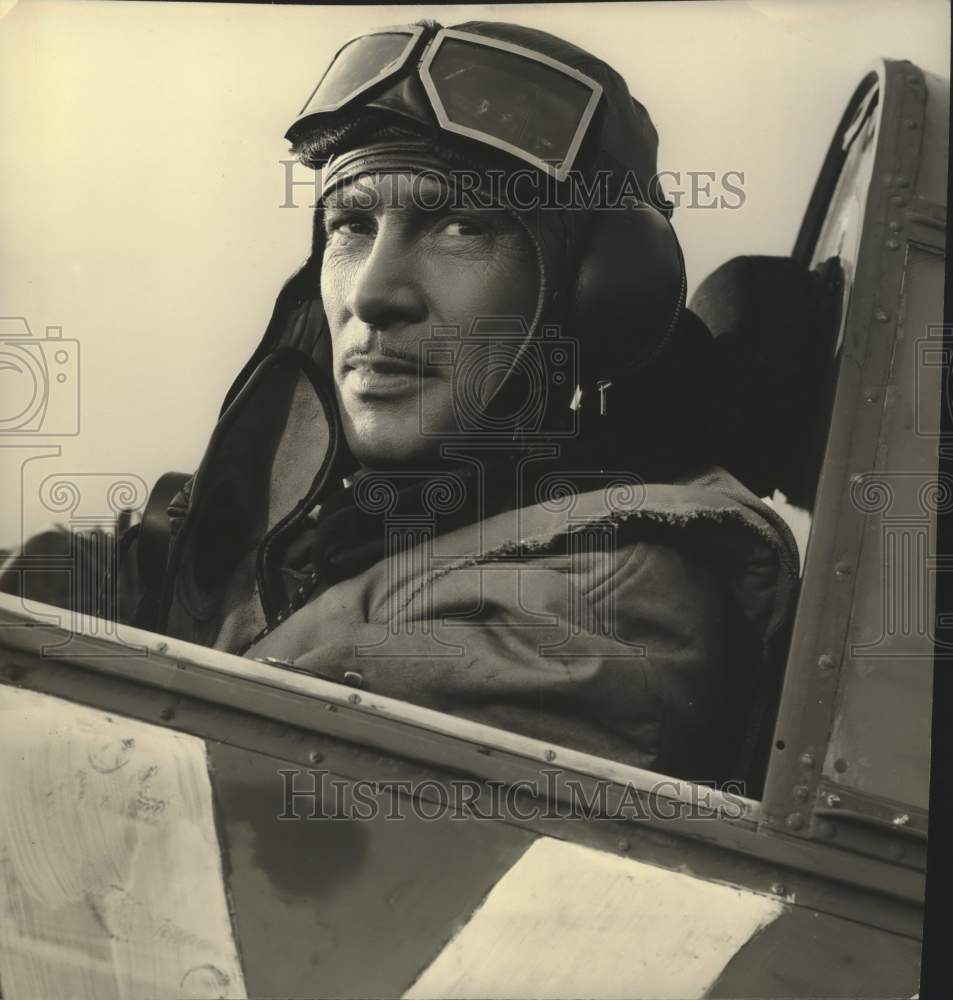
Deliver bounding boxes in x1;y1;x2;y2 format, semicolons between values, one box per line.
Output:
321;172;539;469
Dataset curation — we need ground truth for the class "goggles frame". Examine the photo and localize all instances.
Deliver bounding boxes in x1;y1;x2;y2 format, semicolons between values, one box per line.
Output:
291;25;604;182
295;24;428;116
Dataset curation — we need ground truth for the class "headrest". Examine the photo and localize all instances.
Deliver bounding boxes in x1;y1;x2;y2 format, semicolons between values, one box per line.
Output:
690;255;843;508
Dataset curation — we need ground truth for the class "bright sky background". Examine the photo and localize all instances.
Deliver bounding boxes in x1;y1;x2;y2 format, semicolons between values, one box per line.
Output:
0;0;949;545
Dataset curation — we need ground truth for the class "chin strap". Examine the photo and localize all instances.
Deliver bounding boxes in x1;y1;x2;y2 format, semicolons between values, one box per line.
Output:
156;349;346;647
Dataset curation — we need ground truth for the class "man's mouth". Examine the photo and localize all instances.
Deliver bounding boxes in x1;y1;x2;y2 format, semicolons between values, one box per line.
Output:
345;352;418;375
342;352;428;398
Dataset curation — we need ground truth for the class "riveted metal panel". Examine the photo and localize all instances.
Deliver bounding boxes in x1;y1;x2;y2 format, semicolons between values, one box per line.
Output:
762;61;945;862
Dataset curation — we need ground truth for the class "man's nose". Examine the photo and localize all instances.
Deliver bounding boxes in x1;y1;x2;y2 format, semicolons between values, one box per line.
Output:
347;225;427;330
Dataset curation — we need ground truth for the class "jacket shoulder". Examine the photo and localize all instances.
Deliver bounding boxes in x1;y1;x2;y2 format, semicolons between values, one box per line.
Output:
423;465;799;651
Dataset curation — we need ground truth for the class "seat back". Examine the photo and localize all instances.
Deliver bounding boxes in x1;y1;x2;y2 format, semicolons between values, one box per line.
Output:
689;254;845;793
690;254;844;511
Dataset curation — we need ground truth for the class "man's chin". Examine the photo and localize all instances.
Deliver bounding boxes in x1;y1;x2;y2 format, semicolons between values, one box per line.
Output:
345;430;440;472
341;393;453;471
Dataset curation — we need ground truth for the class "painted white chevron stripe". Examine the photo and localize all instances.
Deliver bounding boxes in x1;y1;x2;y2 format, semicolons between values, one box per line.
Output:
0;686;246;1000
404;835;784;999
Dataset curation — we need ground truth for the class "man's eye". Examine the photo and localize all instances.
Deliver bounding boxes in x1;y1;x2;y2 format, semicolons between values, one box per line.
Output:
439;219;486;237
326;216;374;238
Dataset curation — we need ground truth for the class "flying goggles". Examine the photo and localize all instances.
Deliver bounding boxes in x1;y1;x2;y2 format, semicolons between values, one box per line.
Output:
286;23;604;182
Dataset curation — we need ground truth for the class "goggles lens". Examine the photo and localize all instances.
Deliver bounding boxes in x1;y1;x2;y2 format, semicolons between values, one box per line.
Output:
290;26;602;179
423;36;597;171
299;30;418;115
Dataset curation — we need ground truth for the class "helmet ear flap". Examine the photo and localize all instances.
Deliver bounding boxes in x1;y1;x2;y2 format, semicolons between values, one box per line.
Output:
569;205;686;380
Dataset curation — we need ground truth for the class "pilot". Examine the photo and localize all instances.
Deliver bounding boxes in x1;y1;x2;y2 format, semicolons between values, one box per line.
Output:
2;21;799;782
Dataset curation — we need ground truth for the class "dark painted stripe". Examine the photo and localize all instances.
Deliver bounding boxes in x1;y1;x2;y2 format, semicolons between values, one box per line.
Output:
206;741;534;999
708;903;921;998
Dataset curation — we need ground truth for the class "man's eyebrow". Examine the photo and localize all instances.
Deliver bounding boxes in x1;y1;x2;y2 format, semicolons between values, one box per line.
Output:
322;192;370;211
323;178;500;218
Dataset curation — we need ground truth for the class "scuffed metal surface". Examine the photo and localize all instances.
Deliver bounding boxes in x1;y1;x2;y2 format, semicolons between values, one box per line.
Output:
0;687;245;999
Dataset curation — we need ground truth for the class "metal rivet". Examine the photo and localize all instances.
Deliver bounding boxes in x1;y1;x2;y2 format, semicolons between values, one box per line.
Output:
904;118;918;129
875;309;890;322
818;653;836;672
617;838;630;853
343;671;364;690
771;882;787;896
476;746;491;756
786;812;804;830
826;793;841;808
308;750;324;764
895;177;910;188
156;641;168;654
544;749;557;762
834;758;848;773
347;693;361;706
799;752;816;768
891;195;907;207
865;393;878;405
892;813;910;826
834;562;851;578
325;703;337;713
888;220;902;232
886;239;900;250
792;784;809;803
159;707;175;721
